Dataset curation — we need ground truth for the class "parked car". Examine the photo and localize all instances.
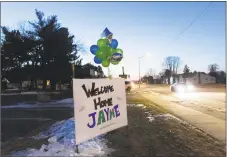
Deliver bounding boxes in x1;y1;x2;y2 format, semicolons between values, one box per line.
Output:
125;81;132;91
170;83;195;93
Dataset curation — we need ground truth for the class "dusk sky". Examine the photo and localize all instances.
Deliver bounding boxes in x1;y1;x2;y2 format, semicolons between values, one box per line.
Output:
1;2;225;80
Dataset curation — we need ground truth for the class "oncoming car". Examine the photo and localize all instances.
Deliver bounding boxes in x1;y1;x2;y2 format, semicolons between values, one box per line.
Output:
170;83;195;93
125;81;132;91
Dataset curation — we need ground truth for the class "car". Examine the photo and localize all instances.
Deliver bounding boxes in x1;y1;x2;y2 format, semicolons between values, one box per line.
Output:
170;83;195;93
125;81;132;91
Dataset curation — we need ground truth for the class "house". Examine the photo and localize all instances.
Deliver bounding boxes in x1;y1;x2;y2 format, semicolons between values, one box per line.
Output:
164;72;216;84
74;64;104;79
1;78;10;90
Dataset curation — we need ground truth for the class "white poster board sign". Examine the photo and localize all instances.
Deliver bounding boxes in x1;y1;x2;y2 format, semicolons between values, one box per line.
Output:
73;78;128;144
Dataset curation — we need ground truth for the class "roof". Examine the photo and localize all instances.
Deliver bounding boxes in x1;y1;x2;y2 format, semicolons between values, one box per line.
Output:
1;78;10;83
177;72;209;78
177;73;197;78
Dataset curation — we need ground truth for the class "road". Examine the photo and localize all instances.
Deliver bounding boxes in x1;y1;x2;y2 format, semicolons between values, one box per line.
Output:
131;84;226;142
1;99;74;142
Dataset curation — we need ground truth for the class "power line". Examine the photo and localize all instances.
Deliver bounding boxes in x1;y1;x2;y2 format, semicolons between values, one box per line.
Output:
168;2;213;48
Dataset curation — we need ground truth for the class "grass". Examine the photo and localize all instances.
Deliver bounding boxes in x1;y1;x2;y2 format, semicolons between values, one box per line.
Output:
198;83;226;88
106;95;226;157
197;84;225;92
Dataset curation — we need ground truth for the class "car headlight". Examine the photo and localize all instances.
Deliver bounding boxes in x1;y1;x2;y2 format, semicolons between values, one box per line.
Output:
131;82;135;88
177;86;185;93
187;85;194;91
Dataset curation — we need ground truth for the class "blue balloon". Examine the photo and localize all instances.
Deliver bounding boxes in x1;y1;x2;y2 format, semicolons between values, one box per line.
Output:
94;56;102;64
109;39;118;49
90;45;99;55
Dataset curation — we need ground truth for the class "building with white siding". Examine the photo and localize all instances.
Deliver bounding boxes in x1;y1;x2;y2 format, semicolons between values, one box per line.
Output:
164;72;216;84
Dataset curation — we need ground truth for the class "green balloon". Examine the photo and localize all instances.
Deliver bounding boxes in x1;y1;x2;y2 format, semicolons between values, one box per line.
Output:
103;46;112;57
96;49;106;60
116;48;123;54
111;60;120;65
101;47;110;54
97;39;108;48
102;59;110;67
102;47;111;56
109;47;115;56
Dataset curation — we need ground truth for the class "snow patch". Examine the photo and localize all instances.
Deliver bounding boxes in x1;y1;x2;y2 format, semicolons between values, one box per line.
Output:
145;111;155;122
14;117;113;157
127;104;146;109
154;114;177;121
144;111;188;124
32;133;49;140
127;104;136;107
54;98;74;104
137;104;146;108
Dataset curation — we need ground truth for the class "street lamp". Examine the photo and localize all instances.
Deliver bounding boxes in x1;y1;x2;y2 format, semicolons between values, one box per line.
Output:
138;52;151;89
72;60;76;79
138;56;144;89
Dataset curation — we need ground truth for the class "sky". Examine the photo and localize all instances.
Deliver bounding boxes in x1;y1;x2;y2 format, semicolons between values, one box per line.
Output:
1;2;226;80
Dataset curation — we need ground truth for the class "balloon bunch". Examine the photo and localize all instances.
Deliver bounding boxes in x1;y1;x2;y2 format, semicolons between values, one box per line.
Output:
90;28;123;68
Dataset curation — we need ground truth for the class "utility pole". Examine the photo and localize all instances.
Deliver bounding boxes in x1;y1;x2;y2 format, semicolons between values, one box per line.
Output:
122;66;125;75
72;64;75;78
138;56;144;89
139;59;141;89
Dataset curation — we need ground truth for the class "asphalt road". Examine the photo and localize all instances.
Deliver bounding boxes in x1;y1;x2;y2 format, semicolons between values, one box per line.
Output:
131;84;226;142
1;101;74;142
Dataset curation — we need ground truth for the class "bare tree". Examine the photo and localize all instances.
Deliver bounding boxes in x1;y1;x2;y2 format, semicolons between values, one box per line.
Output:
163;56;180;74
158;71;164;78
183;65;190;73
143;68;156;84
164;69;171;84
146;68;156;78
183;65;190;78
163;56;181;84
208;64;219;72
208;64;219;83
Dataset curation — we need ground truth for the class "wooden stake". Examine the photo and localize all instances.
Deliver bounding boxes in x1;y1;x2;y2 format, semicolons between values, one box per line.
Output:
108;67;112;79
75;145;79;154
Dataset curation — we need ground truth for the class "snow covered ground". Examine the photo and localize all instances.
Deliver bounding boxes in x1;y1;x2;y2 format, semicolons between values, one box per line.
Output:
11;118;114;157
130;103;190;125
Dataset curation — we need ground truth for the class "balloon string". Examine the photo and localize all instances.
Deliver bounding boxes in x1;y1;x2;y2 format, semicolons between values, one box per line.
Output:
108;67;110;76
108;67;112;79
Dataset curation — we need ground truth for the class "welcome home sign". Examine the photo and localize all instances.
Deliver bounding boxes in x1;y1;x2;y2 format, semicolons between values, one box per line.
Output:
73;78;128;144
